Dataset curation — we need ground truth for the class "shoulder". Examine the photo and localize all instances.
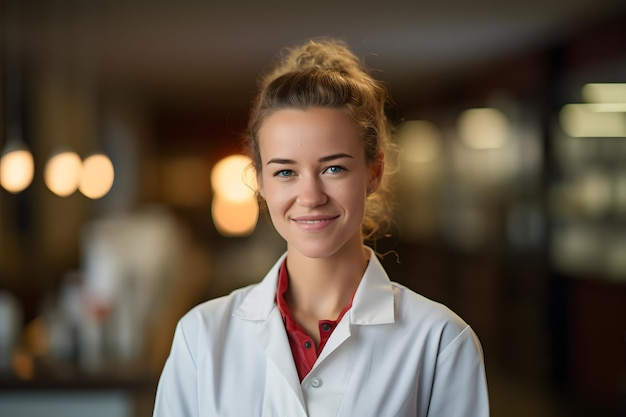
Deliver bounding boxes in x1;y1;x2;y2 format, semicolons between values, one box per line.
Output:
392;282;464;325
362;249;471;346
390;282;476;352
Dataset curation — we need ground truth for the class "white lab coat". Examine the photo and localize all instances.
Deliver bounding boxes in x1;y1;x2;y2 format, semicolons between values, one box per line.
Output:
153;247;490;417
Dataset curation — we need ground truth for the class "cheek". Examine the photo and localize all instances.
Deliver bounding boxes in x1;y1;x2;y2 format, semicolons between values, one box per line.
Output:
258;171;274;201
339;183;368;213
262;181;288;211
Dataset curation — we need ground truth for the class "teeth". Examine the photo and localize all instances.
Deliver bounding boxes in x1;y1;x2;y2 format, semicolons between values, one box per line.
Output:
298;219;324;224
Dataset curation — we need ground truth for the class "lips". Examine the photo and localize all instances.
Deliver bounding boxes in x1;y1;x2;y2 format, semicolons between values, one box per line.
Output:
291;215;340;231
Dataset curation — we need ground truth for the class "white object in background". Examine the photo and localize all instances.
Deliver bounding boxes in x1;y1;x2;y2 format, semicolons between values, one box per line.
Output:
81;206;182;364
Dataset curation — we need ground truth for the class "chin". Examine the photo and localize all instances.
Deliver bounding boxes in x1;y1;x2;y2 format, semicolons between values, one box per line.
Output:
290;236;362;260
289;241;343;260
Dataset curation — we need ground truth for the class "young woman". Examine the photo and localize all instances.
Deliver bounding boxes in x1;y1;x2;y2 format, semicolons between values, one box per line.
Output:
153;39;489;417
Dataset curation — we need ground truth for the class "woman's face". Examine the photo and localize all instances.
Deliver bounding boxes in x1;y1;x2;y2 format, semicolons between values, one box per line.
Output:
257;107;382;260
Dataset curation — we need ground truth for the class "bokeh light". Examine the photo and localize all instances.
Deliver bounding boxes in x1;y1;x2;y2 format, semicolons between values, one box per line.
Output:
458;108;510;149
582;83;626;104
396;120;442;164
560;104;626;137
210;154;258;236
44;151;82;197
79;153;115;199
0;148;35;193
210;154;255;202
211;194;259;237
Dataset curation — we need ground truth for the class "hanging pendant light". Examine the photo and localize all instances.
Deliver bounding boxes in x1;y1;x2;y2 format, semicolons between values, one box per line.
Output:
0;135;34;194
1;2;33;194
79;152;114;199
43;149;82;197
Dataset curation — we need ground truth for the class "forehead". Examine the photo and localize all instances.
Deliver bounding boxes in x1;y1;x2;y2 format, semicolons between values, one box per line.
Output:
258;107;362;155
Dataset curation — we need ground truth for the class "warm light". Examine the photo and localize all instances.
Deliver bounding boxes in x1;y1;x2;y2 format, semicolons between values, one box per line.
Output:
396;120;442;163
44;151;82;197
560;104;626;137
582;83;626;104
79;153;115;199
210;154;255;202
0;148;35;193
210;154;258;236
211;194;259;236
581;103;626;113
458;108;509;149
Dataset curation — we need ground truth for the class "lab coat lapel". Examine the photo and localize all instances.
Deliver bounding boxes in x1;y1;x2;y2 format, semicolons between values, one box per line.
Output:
350;249;395;325
313;249;395;371
315;315;351;366
234;254;307;415
261;310;307;415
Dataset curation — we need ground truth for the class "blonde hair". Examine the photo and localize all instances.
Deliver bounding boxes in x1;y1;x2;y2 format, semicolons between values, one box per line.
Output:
246;38;396;241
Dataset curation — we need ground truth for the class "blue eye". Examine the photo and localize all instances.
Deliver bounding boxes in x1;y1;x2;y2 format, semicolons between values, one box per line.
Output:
325;166;345;174
274;169;293;177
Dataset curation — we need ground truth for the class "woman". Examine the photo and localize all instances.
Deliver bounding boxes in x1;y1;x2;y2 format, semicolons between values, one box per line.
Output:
153;39;489;417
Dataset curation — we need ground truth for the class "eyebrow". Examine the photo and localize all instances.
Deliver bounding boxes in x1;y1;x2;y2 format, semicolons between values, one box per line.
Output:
266;153;354;166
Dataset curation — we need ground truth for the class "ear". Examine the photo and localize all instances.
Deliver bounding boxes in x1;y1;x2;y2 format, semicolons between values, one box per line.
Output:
368;151;384;194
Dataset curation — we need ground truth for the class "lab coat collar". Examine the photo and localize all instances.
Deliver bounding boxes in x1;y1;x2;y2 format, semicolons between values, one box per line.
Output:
234;251;286;321
234;246;395;326
350;247;396;325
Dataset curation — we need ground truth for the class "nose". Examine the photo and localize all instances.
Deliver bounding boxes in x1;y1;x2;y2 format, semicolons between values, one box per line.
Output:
296;177;328;207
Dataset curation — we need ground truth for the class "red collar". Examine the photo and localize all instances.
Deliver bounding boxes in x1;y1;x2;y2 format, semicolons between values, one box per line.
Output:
276;258;353;381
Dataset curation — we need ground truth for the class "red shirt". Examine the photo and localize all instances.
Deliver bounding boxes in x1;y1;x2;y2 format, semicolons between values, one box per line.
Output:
276;259;353;381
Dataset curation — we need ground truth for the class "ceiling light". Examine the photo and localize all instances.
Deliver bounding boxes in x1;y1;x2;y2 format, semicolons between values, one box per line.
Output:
396;120;442;164
560;104;626;137
0;141;34;193
44;151;82;197
210;154;255;203
79;153;115;199
458;108;510;149
582;83;626;104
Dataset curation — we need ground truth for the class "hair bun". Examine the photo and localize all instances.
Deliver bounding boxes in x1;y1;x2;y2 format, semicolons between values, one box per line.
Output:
291;39;360;74
265;39;363;83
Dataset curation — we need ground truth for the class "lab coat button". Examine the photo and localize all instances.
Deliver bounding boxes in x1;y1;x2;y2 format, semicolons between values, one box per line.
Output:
310;377;323;388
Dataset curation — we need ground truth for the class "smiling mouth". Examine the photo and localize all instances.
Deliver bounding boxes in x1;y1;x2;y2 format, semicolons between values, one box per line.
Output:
291;215;340;229
293;215;339;223
295;218;334;224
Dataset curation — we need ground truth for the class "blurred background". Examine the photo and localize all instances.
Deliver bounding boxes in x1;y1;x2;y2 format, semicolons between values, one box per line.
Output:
1;0;626;416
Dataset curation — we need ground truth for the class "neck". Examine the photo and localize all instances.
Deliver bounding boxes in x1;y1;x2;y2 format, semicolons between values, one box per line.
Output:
285;242;369;320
